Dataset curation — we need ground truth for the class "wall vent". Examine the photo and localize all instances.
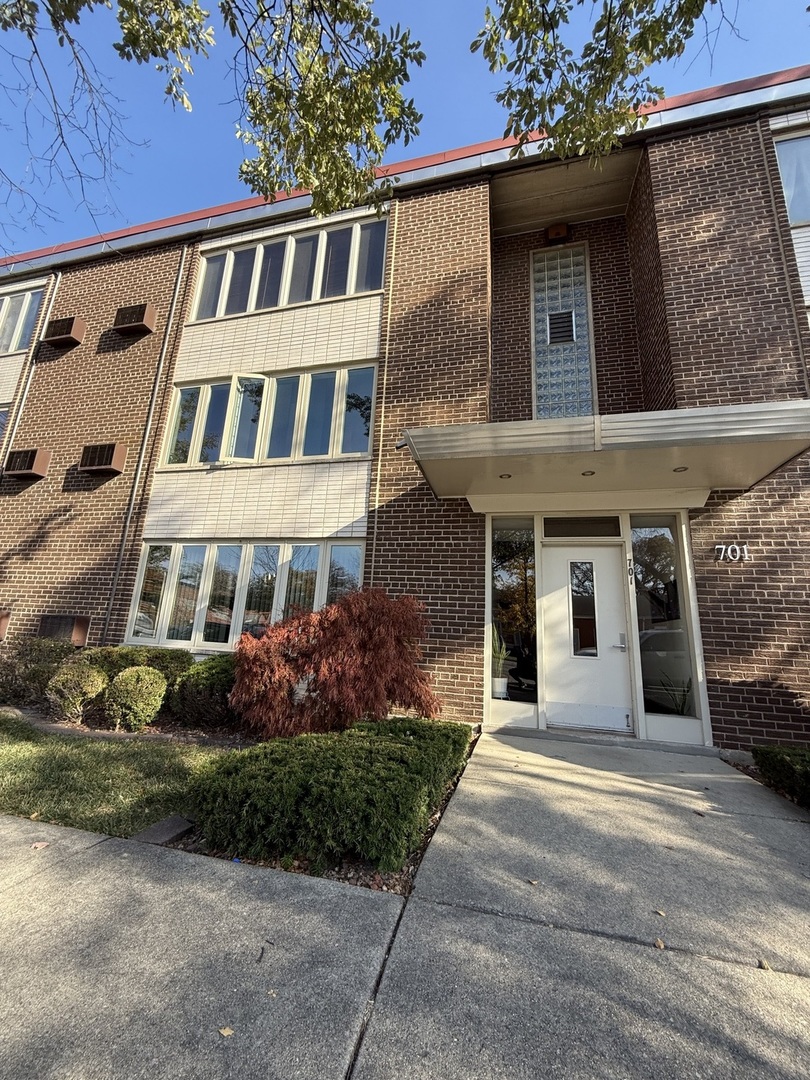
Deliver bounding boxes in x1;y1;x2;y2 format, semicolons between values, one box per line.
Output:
113;302;156;336
41;316;86;347
547;310;575;344
78;442;127;475
38;614;90;647
4;448;51;479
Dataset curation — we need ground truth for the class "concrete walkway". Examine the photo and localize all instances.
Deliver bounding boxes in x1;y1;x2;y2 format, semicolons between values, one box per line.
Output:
1;733;808;1079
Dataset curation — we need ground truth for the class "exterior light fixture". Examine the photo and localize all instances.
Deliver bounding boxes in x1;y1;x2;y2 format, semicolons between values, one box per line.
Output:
673;466;689;473
499;473;512;479
581;470;595;477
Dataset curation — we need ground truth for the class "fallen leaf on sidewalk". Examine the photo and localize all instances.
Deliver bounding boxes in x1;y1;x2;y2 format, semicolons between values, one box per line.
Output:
757;959;772;971
527;880;539;886
218;1027;234;1037
29;813;40;821
654;939;666;950
31;842;49;850
693;810;706;817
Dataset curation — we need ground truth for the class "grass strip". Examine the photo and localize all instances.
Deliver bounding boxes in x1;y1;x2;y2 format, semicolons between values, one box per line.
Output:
0;710;222;836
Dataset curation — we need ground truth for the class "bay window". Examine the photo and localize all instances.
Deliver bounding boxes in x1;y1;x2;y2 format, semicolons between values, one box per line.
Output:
165;364;375;465
129;539;364;648
194;218;386;320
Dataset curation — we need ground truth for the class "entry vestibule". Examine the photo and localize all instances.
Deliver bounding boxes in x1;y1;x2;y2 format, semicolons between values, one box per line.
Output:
488;512;711;746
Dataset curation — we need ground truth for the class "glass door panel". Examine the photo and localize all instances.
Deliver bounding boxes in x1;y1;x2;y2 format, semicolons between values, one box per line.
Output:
631;515;695;716
492;519;537;702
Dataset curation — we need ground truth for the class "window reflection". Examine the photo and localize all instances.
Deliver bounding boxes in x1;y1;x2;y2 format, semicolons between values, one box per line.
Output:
570;561;597;656
202;545;242;643
631;516;695;716
492;520;537;702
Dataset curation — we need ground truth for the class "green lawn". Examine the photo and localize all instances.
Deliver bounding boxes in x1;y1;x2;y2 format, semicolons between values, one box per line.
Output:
0;710;223;836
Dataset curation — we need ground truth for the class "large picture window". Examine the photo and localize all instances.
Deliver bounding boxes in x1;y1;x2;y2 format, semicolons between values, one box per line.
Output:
129;539;364;648
194;218;386;321
165;365;374;466
0;285;44;355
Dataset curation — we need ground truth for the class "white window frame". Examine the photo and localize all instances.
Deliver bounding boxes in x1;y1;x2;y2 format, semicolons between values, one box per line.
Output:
126;538;365;650
0;280;46;356
193;214;387;321
162;363;376;467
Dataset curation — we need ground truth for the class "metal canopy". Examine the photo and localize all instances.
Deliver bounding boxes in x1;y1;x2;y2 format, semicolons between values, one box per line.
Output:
403;400;810;511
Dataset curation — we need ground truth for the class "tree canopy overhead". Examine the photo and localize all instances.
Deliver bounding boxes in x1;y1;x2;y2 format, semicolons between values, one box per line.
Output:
0;1;753;233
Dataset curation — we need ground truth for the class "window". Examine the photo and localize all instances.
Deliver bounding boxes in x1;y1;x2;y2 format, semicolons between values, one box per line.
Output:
0;285;44;355
775;135;810;225
165;364;375;465
129;539;363;647
0;407;9;448
532;246;594;419
194;218;387;320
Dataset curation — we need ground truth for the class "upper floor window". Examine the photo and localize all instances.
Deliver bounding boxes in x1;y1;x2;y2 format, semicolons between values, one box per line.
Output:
0;406;9;447
193;218;387;321
0;285;44;355
775;135;810;226
532;245;595;419
165;364;375;466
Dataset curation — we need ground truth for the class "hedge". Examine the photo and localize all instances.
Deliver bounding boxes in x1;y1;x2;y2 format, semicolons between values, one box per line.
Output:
192;718;472;871
751;745;810;809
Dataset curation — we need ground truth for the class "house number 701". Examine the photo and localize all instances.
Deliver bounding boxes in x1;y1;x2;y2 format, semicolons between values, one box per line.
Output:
714;543;750;562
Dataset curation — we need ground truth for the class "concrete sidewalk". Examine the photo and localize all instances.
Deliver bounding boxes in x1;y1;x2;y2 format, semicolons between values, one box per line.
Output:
353;734;810;1079
1;734;808;1079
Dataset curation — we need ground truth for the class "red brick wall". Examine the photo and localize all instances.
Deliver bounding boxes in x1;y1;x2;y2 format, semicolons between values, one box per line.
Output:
491;219;644;421
366;181;490;719
689;455;810;750
626;150;676;411
0;242;197;645
648;118;809;408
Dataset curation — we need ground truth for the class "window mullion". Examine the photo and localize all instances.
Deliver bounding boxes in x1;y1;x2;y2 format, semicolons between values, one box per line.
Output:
278;237;294;307
217;252;235;318
292;374;311;459
332;369;347;456
192;545;219;646
155;545;182;641
273;544;291;623
245;246;262;313
188;385;210;463
312;230;327;302
347;223;361;294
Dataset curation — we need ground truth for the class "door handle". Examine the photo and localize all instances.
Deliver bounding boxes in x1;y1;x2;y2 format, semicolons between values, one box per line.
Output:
612;633;627;651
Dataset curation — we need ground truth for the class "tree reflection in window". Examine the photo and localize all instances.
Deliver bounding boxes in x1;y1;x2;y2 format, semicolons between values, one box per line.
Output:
492;524;537;701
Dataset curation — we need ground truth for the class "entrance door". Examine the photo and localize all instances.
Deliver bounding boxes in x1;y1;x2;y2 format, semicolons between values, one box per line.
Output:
541;544;633;732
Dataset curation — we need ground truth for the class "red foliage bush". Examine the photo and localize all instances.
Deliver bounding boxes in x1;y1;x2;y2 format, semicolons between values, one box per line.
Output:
230;589;441;738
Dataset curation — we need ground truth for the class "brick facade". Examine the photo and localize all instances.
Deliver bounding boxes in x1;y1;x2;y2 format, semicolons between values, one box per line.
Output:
366;182;491;720
0;243;196;644
491;219;644;421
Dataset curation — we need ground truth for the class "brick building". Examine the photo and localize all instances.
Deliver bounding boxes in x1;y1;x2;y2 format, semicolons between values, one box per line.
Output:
2;66;810;751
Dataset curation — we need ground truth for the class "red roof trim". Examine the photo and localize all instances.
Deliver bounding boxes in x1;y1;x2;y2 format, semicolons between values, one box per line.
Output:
3;65;810;270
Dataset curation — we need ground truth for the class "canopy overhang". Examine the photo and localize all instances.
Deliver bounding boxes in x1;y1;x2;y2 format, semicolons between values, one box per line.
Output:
403;401;810;513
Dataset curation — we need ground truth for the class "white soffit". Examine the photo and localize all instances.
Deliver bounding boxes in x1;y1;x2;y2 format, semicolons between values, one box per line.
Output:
403;400;810;507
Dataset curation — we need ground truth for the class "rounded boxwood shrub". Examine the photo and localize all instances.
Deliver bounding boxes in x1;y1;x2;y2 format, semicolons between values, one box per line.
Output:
46;662;109;723
79;646;194;684
0;638;77;707
104;666;167;732
166;653;238;729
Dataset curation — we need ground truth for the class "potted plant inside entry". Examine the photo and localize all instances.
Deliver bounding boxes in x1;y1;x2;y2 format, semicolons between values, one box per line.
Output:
492;627;510;699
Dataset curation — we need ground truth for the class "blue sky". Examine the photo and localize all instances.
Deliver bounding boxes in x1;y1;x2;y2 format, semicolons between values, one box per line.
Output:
2;1;808;253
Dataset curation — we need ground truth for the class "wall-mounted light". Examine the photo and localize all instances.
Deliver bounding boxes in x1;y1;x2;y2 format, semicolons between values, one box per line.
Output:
673;466;689;473
581;470;595;477
499;473;512;479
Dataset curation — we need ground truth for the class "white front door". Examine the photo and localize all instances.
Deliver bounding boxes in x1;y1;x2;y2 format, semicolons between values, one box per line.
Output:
541;544;633;732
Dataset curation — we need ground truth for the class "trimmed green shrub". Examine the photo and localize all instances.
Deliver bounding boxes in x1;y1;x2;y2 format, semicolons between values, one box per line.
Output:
192;718;472;871
0;638;77;707
166;653;238;728
104;666;168;732
752;745;810;809
46;662;109;723
77;646;194;684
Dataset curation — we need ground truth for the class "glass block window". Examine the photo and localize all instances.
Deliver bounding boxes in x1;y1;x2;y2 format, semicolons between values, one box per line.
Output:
533;247;594;419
